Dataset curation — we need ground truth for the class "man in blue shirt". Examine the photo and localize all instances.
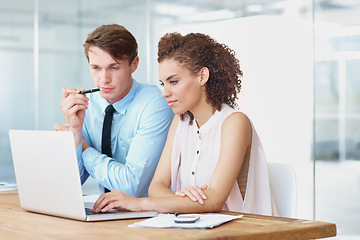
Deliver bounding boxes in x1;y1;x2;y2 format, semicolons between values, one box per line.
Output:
56;24;174;197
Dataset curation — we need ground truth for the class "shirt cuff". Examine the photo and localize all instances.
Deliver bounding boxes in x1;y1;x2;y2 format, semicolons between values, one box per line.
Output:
82;147;99;176
75;141;83;160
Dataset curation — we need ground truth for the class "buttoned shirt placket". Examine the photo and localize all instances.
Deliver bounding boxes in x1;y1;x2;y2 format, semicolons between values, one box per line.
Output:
190;129;202;185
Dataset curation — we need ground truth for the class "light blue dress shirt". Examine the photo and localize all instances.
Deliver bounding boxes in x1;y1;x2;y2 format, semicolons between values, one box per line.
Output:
76;79;174;197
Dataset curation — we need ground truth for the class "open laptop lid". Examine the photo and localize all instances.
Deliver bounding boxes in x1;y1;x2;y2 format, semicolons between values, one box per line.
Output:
9;130;88;221
9;130;157;221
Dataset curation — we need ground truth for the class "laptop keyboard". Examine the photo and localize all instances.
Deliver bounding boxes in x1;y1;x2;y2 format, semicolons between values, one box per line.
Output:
85;208;104;215
85;207;118;215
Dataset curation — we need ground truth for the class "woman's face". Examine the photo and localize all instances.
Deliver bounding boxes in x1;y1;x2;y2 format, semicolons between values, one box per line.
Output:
159;59;203;115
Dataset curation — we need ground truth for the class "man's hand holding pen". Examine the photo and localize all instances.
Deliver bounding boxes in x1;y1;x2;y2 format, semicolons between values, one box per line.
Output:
58;87;102;146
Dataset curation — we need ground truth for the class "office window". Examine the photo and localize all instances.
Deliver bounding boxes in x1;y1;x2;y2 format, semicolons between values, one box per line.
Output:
0;0;35;182
314;0;360;238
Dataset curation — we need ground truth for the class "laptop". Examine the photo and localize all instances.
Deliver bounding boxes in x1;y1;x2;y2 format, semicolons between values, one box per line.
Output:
9;129;157;221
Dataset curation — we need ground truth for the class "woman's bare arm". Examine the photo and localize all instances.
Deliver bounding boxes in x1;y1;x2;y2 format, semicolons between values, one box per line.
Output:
92;112;252;214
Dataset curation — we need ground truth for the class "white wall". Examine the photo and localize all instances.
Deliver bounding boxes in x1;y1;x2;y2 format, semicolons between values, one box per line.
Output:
154;16;314;219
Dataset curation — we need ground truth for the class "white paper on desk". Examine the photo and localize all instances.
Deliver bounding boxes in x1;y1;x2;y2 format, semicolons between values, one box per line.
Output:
129;213;243;229
0;182;17;191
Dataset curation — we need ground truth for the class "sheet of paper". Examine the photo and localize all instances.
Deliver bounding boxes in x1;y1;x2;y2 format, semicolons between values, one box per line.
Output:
0;182;17;191
129;213;243;229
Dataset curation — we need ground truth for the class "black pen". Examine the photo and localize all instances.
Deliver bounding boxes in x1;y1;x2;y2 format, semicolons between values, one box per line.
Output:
79;88;101;94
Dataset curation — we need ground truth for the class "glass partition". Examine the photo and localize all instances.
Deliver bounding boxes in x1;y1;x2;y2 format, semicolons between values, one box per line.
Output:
0;1;35;182
1;0;151;192
37;0;150;130
36;0;150;193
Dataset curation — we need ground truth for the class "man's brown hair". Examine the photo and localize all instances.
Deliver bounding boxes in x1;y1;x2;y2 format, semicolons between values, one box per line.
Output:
83;24;138;65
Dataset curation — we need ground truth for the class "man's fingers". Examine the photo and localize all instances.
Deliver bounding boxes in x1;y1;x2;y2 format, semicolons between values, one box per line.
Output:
54;123;70;131
61;95;88;110
62;87;80;99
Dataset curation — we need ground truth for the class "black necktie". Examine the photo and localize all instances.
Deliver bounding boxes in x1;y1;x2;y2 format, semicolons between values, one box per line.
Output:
102;104;115;192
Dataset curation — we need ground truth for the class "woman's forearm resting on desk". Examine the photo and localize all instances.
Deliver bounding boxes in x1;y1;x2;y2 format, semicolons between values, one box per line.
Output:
149;180;208;204
92;187;226;214
173;185;208;204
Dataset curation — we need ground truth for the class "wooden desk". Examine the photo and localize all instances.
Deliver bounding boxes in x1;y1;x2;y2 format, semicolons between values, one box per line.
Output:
0;191;336;240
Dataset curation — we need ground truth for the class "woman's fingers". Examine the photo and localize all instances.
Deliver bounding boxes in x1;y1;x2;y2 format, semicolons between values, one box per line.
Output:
176;185;208;204
92;190;133;213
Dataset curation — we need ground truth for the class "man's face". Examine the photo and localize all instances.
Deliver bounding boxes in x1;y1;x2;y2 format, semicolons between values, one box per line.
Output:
88;46;139;104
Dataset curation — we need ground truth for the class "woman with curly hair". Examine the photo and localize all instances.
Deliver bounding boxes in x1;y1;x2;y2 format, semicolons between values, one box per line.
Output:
92;32;278;216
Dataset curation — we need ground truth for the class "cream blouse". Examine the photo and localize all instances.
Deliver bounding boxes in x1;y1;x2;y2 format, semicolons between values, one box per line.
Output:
170;104;278;216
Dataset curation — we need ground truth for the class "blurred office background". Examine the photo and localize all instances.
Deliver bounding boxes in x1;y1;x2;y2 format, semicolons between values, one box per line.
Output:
0;0;359;239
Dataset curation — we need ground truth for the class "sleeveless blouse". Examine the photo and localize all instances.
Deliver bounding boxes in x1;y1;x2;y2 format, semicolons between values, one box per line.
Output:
170;104;278;216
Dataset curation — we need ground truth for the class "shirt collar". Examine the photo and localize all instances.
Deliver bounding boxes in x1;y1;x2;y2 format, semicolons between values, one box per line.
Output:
195;104;224;134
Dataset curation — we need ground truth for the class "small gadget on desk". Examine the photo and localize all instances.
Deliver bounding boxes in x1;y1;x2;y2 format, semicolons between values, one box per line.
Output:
174;213;200;223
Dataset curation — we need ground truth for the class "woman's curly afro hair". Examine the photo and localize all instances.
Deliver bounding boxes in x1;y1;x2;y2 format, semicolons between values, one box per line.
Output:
158;32;243;124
